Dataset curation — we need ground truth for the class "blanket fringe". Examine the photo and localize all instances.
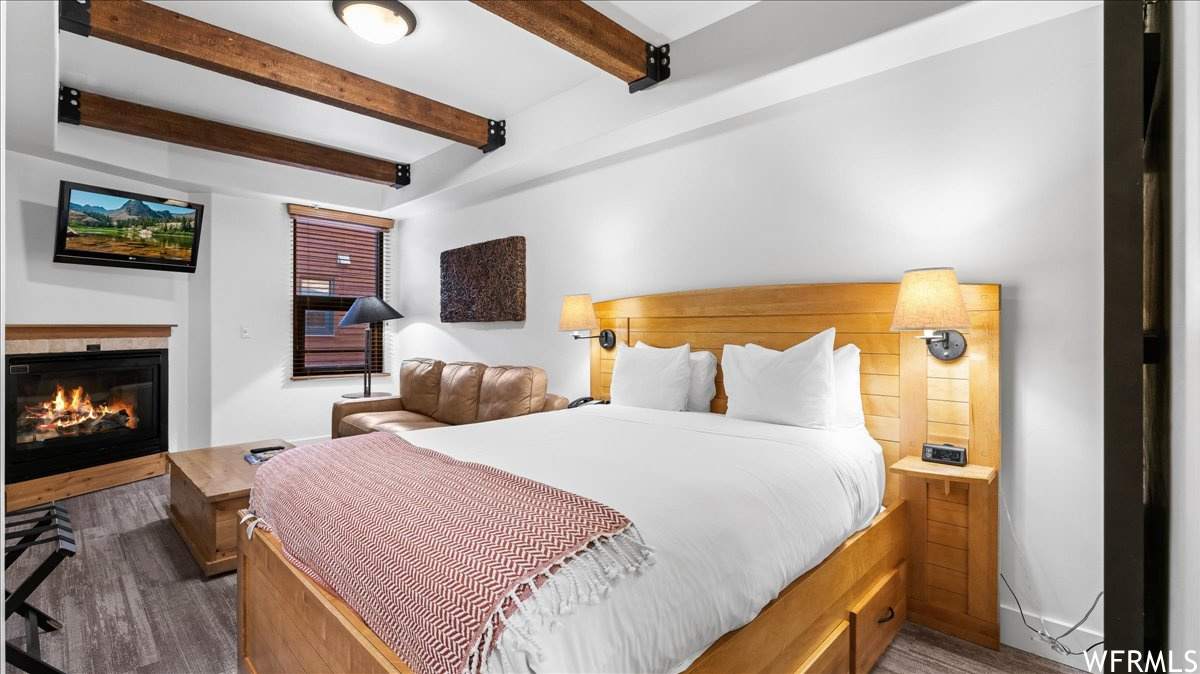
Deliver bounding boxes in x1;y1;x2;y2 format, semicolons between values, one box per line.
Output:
466;525;655;674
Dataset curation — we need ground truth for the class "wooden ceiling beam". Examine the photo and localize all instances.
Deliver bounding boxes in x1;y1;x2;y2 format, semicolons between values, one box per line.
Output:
470;0;669;93
61;0;505;151
59;86;411;187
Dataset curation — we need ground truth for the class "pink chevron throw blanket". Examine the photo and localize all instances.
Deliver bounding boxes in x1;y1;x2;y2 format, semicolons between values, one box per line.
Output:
248;432;653;674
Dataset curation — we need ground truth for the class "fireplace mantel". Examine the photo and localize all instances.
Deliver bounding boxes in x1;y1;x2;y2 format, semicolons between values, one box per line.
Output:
5;324;176;355
5;324;176;340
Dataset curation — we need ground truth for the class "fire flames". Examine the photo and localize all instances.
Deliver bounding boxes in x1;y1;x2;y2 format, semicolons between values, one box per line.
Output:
23;384;137;436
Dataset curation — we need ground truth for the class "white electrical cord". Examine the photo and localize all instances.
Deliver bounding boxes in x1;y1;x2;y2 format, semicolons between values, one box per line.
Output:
1000;485;1104;656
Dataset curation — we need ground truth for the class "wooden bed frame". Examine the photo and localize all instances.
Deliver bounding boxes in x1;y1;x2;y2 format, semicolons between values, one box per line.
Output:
238;282;1001;673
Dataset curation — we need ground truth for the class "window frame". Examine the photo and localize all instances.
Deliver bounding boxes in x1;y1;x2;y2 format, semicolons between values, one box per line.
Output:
291;218;386;378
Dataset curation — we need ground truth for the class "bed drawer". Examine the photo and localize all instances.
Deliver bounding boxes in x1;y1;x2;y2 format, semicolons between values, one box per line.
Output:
795;619;850;674
849;562;907;673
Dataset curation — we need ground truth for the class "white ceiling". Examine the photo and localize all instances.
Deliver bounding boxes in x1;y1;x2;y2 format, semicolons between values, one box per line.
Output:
57;0;759;166
587;1;757;44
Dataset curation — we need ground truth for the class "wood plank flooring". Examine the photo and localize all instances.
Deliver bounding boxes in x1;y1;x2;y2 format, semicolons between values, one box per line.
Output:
5;476;1080;673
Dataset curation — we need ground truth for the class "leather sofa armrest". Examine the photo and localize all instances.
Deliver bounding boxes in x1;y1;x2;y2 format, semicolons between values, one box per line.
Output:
332;397;404;438
540;394;569;413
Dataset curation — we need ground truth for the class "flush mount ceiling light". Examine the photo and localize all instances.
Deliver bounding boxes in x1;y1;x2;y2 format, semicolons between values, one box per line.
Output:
332;0;417;44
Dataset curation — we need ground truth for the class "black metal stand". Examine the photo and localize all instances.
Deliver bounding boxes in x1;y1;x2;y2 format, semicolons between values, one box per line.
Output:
341;324;392;399
5;504;75;674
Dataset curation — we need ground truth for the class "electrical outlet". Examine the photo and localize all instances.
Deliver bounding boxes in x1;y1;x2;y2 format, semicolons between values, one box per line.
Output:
240;325;251;339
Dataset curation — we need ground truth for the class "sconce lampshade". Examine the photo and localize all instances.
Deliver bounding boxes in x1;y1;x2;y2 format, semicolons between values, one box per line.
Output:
559;294;600;332
890;267;971;331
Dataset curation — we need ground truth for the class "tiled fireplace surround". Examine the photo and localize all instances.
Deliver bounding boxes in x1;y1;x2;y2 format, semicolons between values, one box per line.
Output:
4;324;174;509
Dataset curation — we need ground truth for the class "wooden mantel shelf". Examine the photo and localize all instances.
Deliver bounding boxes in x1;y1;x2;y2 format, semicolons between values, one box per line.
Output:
5;324;177;340
888;455;997;484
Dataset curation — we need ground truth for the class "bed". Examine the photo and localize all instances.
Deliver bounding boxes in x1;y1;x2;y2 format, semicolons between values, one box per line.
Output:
237;282;1001;673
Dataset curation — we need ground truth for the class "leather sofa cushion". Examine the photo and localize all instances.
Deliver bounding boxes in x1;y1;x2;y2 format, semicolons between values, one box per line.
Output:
399;358;443;417
339;410;448;437
433;362;485;425
478;366;549;422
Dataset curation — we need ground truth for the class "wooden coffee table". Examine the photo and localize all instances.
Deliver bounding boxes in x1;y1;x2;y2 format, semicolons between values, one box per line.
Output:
166;439;293;576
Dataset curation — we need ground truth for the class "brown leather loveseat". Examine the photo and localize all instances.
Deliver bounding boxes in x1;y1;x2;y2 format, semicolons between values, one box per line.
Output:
332;358;568;438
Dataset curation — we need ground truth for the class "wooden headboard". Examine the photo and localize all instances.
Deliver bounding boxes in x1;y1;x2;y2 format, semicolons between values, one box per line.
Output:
589;283;1001;506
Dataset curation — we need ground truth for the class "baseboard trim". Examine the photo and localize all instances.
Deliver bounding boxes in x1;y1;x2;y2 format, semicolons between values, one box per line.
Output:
5;453;167;510
1000;602;1103;672
288;435;332;446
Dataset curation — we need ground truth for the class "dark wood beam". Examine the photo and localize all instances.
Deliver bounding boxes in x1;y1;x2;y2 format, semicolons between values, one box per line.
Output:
62;0;504;151
59;86;411;187
470;0;669;93
1103;0;1149;654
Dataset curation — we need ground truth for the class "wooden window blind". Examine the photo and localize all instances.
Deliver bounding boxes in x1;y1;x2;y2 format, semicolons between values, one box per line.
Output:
289;205;393;379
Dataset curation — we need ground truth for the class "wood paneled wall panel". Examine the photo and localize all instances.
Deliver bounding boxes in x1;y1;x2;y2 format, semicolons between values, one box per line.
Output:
967;311;1001;469
863;395;900;418
928;378;970;403
927;521;968;550
593;283;998;320
928;356;970;379
927;400;970;426
627;331;899;354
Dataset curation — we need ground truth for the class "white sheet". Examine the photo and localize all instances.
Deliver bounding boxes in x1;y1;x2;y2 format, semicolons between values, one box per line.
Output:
403;405;885;673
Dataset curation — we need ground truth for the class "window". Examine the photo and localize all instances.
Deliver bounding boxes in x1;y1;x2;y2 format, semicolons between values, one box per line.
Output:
298;278;333;296
289;205;392;378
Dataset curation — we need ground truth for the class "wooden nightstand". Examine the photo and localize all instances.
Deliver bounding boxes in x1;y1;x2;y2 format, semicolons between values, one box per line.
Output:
889;455;999;649
167;439;294;576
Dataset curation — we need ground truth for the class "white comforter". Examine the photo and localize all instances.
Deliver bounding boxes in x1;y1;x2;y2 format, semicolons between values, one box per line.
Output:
404;405;884;674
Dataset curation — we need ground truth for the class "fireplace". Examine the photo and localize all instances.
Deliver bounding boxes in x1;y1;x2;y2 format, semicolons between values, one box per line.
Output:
6;349;167;483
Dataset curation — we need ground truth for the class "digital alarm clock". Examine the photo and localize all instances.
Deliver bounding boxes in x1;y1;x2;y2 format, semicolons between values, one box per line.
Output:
922;442;968;467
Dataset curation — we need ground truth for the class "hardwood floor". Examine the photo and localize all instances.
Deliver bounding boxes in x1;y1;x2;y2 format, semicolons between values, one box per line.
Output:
5;476;1080;674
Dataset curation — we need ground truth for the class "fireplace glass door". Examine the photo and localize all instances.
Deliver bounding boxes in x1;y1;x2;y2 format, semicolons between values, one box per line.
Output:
7;349;166;482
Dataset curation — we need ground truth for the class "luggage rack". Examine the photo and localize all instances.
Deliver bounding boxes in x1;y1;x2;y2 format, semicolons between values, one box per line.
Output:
5;503;76;674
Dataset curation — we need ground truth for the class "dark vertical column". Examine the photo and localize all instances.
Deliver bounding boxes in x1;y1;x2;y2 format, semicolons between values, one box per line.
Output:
1103;0;1147;655
1142;0;1171;655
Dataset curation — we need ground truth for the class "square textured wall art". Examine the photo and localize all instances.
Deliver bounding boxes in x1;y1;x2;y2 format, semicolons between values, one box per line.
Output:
440;236;526;322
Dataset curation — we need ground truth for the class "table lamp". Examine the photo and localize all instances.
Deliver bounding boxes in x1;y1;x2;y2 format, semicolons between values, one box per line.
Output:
890;267;971;361
559;294;615;349
338;296;404;398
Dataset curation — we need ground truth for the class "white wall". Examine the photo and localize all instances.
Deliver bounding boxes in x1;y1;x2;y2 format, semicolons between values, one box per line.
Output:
394;8;1104;663
198;192;397;446
4;152;193;451
1170;0;1200;654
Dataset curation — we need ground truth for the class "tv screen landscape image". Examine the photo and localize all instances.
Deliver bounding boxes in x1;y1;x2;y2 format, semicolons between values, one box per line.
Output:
54;181;204;273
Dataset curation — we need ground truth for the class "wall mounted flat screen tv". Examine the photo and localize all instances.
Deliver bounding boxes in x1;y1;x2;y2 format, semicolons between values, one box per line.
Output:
54;181;204;273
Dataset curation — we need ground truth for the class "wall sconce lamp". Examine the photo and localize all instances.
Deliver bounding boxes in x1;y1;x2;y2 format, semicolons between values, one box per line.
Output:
560;294;616;349
891;267;971;361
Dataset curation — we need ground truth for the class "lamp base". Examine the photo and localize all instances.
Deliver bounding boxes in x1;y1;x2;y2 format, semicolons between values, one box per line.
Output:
341;391;394;399
924;330;967;361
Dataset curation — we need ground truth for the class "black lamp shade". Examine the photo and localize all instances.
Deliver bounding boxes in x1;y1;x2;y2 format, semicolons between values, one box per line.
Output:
338;296;404;327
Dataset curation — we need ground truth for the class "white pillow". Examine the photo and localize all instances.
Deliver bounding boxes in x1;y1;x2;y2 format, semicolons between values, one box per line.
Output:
745;340;864;428
722;328;836;428
833;345;865;428
635;342;718;412
610;342;691;411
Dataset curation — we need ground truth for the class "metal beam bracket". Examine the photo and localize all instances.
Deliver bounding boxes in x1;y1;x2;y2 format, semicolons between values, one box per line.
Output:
58;86;81;125
59;0;92;37
629;44;670;94
393;163;411;189
481;119;506;153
